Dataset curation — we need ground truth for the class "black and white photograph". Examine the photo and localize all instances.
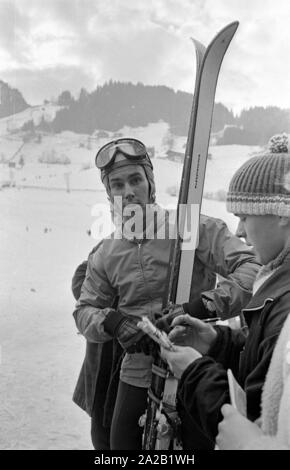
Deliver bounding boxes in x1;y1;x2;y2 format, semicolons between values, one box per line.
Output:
0;0;290;454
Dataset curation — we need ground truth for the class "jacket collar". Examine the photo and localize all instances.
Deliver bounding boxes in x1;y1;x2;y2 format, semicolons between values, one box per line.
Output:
114;204;169;242
243;257;290;312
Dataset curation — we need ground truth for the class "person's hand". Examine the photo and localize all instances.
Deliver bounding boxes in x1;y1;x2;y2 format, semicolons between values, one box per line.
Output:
216;404;263;450
114;314;157;355
154;297;215;334
160;345;201;379
168;314;217;354
103;309;145;351
154;304;185;334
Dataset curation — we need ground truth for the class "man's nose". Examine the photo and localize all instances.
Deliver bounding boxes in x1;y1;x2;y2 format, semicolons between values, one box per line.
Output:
124;182;134;200
235;220;245;238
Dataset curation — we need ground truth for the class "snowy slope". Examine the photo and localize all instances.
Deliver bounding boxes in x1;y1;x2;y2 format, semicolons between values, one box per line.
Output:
0;103;62;135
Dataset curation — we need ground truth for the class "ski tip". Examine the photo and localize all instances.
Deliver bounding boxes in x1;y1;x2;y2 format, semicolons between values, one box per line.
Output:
229;20;239;31
206;21;239;52
190;37;206;55
227;20;239;27
190;21;239;53
215;21;239;38
190;37;205;48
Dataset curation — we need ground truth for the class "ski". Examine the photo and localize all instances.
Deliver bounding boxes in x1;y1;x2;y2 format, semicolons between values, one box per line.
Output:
142;21;239;450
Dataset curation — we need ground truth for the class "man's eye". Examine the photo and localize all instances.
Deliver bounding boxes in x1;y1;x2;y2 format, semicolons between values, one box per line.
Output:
131;177;141;185
112;183;123;189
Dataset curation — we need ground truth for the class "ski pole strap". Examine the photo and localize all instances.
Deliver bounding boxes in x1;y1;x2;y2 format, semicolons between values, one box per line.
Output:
147;363;170;409
152;363;168;379
163;408;181;433
147;387;161;406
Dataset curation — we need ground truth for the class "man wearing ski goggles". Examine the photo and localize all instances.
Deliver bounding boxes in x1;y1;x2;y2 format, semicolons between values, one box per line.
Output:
95;138;153;176
73;136;260;450
95;138;156;218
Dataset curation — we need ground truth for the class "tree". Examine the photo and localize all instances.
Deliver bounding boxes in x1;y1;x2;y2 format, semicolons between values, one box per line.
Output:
216;125;248;145
22;119;35;132
50;81;290;144
37;116;52;133
238;107;290;145
212;103;235;133
57;90;74;106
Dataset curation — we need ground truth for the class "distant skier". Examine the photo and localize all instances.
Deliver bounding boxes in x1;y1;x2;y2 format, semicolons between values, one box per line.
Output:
8;161;16;187
19;155;25;168
72;137;260;450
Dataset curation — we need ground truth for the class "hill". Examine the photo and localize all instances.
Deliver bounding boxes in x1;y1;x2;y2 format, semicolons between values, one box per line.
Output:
51;82;235;137
0;80;29;119
50;82;290;145
1;79;289;145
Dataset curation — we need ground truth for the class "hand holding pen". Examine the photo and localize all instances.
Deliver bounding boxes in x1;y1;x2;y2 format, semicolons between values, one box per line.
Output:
167;314;218;354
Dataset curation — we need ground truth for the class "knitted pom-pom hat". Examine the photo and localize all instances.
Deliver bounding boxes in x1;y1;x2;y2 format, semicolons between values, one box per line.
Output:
226;135;290;217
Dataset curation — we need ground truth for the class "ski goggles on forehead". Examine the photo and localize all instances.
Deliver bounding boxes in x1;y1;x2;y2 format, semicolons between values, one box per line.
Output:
95;138;152;170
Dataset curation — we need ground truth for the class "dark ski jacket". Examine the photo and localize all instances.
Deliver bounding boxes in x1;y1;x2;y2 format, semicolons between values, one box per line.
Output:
177;256;290;448
71;241;123;427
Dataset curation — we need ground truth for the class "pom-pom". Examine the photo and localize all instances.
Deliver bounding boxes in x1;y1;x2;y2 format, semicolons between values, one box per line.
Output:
268;133;288;153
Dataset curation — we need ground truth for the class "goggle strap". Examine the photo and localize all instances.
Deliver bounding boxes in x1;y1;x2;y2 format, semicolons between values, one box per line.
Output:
101;159;152;180
107;141;145;157
96;138;147;167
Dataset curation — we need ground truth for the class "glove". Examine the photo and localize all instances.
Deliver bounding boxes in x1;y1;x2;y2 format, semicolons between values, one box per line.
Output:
126;335;158;356
103;310;155;354
183;297;213;320
155;298;214;333
155;304;185;334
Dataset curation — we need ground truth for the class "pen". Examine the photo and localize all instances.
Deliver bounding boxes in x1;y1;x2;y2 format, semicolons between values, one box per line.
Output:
203;317;221;323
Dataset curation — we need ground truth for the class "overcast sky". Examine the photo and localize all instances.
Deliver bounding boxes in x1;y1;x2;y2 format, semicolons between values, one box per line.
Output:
0;0;289;113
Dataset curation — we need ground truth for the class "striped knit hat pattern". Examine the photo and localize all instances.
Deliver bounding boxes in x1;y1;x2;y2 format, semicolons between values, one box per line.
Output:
226;149;290;217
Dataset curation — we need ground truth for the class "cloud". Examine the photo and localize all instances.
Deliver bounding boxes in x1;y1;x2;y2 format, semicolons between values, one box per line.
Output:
1;65;94;104
0;1;32;63
0;0;289;112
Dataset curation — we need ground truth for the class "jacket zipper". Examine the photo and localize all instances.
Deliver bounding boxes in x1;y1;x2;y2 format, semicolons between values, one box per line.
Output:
137;242;153;302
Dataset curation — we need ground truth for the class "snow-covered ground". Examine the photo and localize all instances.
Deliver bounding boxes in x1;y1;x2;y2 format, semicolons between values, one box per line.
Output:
0;189;96;450
0;104;62;135
0;124;261;449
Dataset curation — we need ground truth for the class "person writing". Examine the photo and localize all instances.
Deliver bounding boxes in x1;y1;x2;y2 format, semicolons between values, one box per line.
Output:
161;146;290;449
